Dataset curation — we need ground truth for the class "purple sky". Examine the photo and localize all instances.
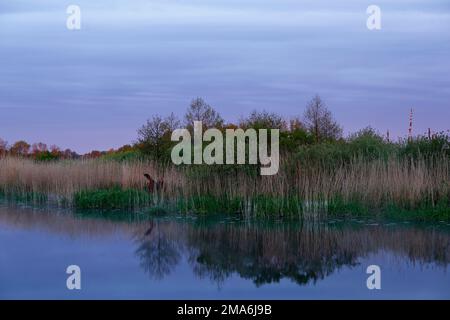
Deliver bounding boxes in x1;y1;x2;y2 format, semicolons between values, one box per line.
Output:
1;0;449;153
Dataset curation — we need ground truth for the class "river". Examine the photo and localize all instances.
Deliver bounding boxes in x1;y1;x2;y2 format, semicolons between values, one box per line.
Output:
0;203;449;299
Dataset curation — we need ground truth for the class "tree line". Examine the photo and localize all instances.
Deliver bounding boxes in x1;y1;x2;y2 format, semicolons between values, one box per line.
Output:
136;95;343;161
1;94;448;162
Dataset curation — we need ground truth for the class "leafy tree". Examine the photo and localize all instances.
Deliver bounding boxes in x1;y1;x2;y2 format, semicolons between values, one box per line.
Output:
347;127;392;160
10;140;30;156
289;117;305;131
31;142;48;155
34;151;58;161
84;150;103;158
0;138;7;156
62;148;78;159
280;128;314;150
304;95;343;142
50;145;62;157
240;110;287;130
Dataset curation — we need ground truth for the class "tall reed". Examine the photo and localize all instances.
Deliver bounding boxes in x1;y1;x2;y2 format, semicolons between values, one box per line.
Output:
0;154;448;216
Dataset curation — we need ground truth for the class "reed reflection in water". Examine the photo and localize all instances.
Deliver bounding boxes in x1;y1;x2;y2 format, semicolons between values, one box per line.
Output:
1;204;449;298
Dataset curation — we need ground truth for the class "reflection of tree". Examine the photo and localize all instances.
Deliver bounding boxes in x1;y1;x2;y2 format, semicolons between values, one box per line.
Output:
3;205;448;287
134;222;181;280
129;217;450;286
187;224;360;286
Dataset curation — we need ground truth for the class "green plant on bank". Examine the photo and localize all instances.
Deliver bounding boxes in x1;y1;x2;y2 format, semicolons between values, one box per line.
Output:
73;187;151;210
0;130;449;220
328;196;450;221
0;189;49;204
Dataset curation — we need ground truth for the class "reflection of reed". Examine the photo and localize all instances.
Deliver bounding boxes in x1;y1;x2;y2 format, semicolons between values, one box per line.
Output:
185;223;450;285
1;205;449;286
0;205;144;238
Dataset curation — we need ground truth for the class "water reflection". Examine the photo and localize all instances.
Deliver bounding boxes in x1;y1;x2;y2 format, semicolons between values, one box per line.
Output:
1;204;449;288
184;222;450;286
134;221;182;280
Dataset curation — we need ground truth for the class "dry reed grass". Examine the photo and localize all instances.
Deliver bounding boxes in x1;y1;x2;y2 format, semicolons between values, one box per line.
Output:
0;155;448;214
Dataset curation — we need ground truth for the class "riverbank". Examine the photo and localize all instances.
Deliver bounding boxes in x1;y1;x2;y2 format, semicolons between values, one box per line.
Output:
0;152;448;220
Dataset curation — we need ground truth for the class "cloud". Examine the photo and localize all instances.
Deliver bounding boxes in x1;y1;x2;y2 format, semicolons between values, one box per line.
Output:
0;0;449;152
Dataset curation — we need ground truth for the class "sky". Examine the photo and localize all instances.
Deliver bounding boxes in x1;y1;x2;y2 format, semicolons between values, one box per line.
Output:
0;0;449;153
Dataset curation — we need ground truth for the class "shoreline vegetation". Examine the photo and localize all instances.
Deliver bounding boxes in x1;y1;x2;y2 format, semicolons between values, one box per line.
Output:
1;96;449;220
0;141;448;220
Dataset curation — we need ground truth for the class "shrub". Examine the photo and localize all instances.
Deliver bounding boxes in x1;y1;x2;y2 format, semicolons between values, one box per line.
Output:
74;187;151;210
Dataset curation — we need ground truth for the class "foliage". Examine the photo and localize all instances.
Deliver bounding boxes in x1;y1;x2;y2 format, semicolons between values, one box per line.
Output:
400;132;450;159
74;187;151;210
137;113;180;161
101;149;143;162
240;110;287;130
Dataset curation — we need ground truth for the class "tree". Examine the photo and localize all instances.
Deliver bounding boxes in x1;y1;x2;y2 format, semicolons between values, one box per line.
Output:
30;142;61;161
165;112;181;132
280;117;313;150
62;148;78;159
348;127;391;160
289;117;305;131
50;145;62;158
348;127;383;142
304;95;343;142
10;140;30;156
137;113;181;159
117;144;134;153
138;115;169;146
240;110;287;130
31;142;48;155
0;138;7;156
184;97;223;129
85;150;103;158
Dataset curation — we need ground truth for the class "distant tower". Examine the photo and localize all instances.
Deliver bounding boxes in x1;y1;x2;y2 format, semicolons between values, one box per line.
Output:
408;108;413;141
386;130;390;143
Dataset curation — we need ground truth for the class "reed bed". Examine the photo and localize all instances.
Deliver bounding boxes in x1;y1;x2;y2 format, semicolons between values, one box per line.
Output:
0;155;448;217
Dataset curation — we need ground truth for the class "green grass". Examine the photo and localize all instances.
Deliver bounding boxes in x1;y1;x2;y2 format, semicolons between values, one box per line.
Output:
2;186;448;221
71;192;450;221
0;189;48;204
175;194;303;216
73;187;151;210
327;196;450;221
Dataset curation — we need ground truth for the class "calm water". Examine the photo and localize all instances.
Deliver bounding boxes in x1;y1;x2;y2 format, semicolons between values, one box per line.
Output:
0;203;449;299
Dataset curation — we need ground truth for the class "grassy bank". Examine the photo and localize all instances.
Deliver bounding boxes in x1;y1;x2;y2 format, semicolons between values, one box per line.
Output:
0;146;448;219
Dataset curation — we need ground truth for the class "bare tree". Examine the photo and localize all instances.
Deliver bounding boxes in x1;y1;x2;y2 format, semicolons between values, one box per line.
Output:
138;113;181;159
165;112;181;132
184;97;223;129
138;115;170;146
304;95;342;142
